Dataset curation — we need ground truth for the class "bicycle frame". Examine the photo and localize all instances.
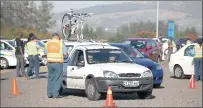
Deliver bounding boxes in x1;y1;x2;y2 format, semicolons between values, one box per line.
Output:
62;9;92;40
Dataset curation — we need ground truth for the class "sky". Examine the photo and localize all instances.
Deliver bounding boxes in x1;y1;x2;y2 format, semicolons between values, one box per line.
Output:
36;1;132;13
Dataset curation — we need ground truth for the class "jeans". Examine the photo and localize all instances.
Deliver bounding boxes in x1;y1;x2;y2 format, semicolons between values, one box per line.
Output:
15;55;25;77
47;63;63;98
194;58;203;81
27;55;40;78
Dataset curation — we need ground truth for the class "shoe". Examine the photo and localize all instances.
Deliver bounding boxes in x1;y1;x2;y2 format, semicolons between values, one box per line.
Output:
53;96;63;98
48;96;53;98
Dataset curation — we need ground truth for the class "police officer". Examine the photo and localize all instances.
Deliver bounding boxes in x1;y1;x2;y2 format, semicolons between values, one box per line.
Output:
44;33;67;98
194;38;202;81
14;32;26;77
26;33;41;79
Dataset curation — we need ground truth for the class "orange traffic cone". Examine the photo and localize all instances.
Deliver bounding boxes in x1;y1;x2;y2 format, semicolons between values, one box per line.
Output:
11;78;19;95
189;74;196;89
103;87;116;108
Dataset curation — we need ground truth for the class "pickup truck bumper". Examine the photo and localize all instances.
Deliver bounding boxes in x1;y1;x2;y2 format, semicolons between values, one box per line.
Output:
94;77;153;93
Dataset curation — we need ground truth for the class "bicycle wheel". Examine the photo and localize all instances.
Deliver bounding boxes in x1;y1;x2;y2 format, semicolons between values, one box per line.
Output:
62;13;72;40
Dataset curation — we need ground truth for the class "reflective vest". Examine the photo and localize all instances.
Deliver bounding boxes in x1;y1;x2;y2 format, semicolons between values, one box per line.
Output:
45;39;64;63
26;41;38;55
194;44;202;58
169;41;176;48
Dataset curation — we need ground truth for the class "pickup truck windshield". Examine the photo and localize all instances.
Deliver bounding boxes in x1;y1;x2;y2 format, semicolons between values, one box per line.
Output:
86;49;133;64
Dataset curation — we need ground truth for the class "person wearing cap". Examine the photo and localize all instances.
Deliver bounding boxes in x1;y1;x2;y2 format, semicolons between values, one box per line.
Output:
26;33;42;79
14;32;26;77
44;33;67;98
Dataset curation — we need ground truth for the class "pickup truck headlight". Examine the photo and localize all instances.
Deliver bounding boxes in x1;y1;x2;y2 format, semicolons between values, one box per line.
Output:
103;71;118;78
156;64;162;70
141;70;153;78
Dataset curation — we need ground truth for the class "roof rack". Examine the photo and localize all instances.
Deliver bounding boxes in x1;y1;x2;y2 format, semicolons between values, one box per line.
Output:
64;38;106;43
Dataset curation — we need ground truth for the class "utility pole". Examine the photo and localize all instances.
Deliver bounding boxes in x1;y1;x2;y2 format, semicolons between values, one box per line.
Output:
156;1;159;38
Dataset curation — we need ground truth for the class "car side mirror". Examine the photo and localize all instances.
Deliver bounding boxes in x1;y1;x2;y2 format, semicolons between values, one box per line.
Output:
147;46;152;50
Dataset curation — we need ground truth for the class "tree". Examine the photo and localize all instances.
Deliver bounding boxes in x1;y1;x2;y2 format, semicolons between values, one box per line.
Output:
190;26;197;36
37;1;55;33
184;27;190;36
120;24;130;38
95;26;104;39
82;24;90;39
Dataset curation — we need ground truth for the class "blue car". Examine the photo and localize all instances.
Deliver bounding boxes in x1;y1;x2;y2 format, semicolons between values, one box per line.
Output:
109;43;163;88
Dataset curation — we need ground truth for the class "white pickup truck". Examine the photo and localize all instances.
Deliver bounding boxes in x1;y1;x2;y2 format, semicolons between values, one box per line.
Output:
60;44;154;101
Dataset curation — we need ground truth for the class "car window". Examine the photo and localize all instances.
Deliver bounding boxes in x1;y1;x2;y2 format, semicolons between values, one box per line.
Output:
113;45;144;59
151;40;157;47
130;40;146;49
69;50;85;66
0;42;5;50
184;45;195;57
0;42;13;50
86;49;132;64
123;40;131;45
146;41;152;47
162;40;168;43
66;45;74;55
37;41;45;47
7;41;15;47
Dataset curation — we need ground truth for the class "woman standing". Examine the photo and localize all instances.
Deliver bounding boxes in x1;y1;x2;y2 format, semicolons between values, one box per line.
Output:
194;38;203;81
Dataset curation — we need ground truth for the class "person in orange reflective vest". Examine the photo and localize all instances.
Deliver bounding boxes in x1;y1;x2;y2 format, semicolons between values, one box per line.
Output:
44;33;67;98
194;38;203;81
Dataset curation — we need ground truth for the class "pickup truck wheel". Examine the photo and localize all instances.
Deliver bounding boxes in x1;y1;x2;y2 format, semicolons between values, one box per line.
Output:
137;90;152;99
174;65;184;79
59;86;64;95
0;58;8;69
85;78;101;101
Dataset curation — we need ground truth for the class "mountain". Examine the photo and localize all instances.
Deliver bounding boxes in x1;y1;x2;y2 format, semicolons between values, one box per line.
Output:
51;1;202;34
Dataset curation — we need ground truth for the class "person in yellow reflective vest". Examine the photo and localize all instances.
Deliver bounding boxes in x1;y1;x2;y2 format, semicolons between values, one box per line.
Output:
44;33;67;98
194;38;203;81
26;33;42;79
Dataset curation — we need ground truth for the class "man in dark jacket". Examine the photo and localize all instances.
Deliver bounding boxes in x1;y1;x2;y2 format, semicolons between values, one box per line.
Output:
14;32;26;78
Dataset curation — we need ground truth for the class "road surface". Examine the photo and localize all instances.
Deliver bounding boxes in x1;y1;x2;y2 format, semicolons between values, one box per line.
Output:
0;61;202;107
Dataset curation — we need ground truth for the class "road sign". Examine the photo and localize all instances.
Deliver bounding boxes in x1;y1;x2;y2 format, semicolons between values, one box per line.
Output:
168;21;175;38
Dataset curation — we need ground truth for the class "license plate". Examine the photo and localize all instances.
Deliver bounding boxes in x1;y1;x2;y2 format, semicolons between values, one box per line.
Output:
123;81;139;87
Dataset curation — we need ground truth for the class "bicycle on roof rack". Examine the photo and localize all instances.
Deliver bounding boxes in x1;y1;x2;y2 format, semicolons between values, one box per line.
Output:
61;9;93;40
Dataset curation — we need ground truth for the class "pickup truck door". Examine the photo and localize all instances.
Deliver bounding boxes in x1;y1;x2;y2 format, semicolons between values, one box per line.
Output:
66;49;86;89
181;45;195;75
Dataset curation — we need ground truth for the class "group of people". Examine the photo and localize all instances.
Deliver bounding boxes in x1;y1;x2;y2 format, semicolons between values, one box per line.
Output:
13;32;202;99
14;32;68;98
14;32;41;79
